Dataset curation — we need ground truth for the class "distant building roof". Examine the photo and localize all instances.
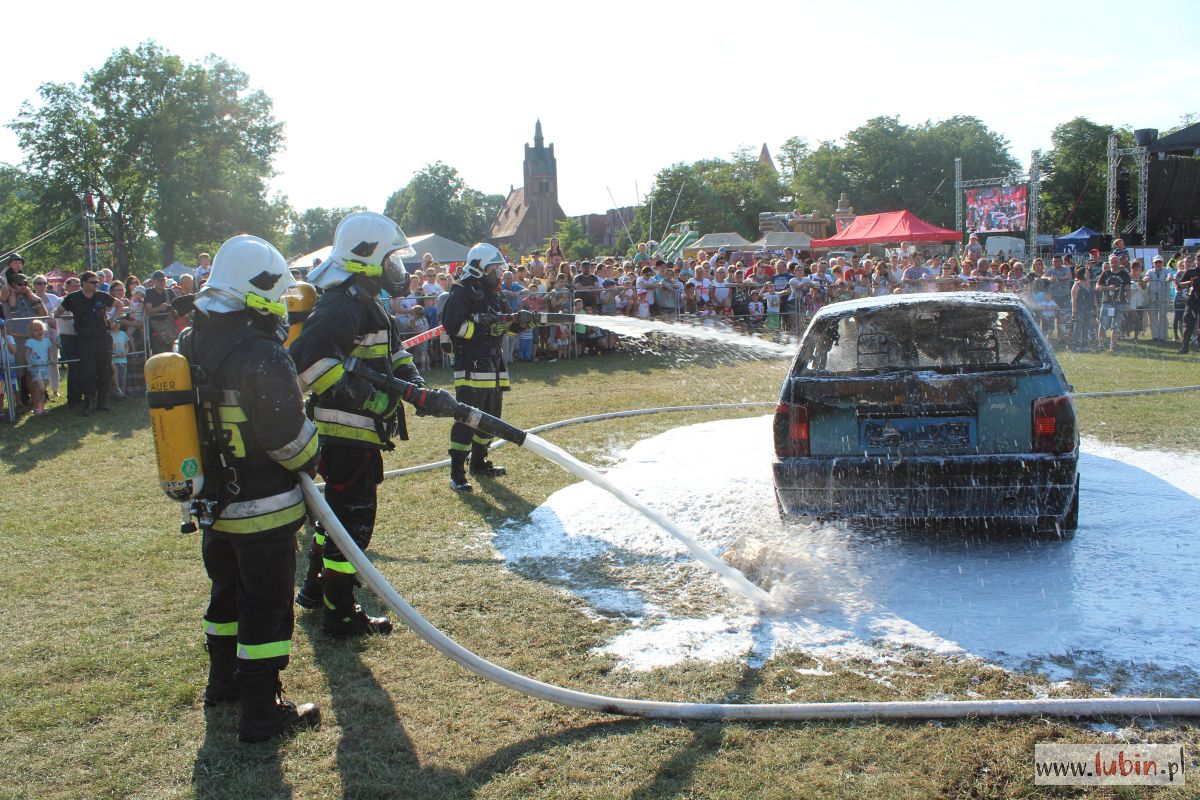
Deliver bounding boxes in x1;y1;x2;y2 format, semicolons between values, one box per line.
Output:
759;143;777;173
754;231;813;249
689;232;756;250
490;187;527;240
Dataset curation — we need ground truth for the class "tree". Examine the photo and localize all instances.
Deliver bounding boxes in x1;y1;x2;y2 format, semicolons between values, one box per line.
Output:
546;218;595;262
1040;117;1130;234
383;162;503;244
638;148;784;243
10;41;284;275
0;165;80;271
286;205;365;258
786;116;1017;229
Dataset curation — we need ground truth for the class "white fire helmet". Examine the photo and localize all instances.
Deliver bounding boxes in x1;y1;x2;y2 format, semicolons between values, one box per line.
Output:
194;235;294;317
307;211;415;290
459;242;507;282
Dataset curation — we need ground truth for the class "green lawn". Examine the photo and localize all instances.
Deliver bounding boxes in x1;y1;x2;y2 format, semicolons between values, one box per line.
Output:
0;345;1196;799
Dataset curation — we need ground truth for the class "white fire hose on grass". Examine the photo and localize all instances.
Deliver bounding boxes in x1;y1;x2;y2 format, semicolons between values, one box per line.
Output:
299;391;1200;720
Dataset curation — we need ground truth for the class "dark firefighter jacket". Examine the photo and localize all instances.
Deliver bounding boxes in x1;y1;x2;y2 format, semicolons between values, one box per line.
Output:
289;281;423;448
178;312;318;535
440;280;518;391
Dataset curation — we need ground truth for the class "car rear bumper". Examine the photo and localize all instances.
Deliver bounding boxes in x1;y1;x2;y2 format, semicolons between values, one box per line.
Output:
773;453;1078;522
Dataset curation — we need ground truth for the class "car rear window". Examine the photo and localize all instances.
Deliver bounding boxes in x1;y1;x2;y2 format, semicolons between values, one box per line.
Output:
794;305;1044;376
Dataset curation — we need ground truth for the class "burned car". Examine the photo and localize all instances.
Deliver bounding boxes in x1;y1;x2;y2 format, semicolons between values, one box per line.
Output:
772;292;1079;534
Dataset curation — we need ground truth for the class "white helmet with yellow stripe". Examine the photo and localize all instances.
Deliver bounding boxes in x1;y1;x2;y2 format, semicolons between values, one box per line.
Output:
308;211;415;292
194;234;294;318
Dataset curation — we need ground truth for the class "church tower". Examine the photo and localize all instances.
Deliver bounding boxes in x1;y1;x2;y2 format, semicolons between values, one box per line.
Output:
488;120;567;254
523;119;558;244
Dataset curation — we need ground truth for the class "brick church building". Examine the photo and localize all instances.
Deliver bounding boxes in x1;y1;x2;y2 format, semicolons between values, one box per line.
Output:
488;120;567;255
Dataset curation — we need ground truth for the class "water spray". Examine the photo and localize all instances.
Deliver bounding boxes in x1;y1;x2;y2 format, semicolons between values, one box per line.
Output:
345;359;769;606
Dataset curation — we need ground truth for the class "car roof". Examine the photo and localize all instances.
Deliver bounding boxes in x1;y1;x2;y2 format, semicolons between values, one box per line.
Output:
812;291;1027;321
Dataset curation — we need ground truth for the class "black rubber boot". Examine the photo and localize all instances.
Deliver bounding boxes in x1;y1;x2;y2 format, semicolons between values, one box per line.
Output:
203;635;240;707
295;534;324;610
237;670;320;743
470;442;506;477
321;570;393;638
449;450;473;492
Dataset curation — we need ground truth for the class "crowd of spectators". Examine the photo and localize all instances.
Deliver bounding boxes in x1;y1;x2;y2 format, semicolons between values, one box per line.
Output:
387;237;1200;363
3;235;1197;419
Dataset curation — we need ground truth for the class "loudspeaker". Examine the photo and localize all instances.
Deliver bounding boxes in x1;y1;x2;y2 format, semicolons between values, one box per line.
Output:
1133;128;1158;146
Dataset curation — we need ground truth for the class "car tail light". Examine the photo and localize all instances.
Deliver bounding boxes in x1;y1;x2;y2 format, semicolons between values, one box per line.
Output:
1032;395;1074;454
774;402;810;457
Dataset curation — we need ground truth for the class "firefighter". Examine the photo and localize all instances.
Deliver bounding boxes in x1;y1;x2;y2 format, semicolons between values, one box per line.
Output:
289;212;424;637
178;234;320;743
441;243;533;492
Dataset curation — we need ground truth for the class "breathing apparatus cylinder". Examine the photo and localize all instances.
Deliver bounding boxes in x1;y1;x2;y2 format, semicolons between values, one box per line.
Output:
145;352;205;502
283;281;317;348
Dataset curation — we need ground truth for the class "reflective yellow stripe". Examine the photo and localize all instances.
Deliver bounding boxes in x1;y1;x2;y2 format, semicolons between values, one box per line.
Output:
323;557;356;575
267;419;318;471
218;405;248;423
316;420;384;444
204;619;238;636
457;320;475;339
277;429;318;472
357;330;389;347
324;595;336;610
350;343;389;358
449;441;471;452
313;531;326;547
454;377;512;389
472;434;492;445
299;358;342;394
391;354;414;368
211;501;306;534
311;363;344;394
237;640;292;660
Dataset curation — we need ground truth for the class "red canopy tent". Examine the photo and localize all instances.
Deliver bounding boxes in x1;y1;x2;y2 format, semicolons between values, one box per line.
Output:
811;210;960;247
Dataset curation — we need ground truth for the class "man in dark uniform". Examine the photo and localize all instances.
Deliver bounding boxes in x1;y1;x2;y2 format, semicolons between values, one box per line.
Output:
441;243;533;492
56;271;114;416
177;234;320;743
1177;258;1200;354
289;212;424;637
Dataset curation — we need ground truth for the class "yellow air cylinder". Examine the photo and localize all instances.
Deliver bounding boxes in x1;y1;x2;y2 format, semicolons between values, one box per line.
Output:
145;352;204;501
283;282;317;348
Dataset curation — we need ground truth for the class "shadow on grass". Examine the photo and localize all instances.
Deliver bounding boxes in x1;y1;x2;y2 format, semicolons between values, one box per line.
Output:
450;469;540;521
191;704;292;800
304;615;465;799
0;395;142;474
628;662;765;800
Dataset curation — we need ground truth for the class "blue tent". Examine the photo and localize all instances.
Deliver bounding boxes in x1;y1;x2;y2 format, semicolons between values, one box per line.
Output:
1053;226;1101;254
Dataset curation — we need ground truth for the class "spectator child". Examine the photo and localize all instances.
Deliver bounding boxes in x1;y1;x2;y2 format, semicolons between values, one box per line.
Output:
517;300;535;362
110;318;130;399
763;285;782;329
747;291;765;326
24;320;52;415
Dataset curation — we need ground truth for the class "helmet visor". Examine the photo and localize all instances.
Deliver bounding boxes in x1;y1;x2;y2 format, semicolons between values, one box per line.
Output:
383;250;409;288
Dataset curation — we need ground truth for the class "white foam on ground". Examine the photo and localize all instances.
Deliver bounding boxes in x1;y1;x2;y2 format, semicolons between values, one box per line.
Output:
492;418;1200;692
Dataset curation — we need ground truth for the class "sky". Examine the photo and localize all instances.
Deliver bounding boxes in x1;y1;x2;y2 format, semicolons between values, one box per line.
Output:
2;0;1197;224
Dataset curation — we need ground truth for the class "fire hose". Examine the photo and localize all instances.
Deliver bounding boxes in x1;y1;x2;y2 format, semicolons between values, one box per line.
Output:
298;391;1200;720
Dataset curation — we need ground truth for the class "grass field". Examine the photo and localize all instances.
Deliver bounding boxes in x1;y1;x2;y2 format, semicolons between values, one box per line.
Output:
1;341;1197;799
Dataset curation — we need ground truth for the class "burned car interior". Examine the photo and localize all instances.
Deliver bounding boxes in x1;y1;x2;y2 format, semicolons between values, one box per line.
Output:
797;305;1045;376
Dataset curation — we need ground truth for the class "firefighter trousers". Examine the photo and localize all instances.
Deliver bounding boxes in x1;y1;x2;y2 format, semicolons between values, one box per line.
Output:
202;526;297;674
